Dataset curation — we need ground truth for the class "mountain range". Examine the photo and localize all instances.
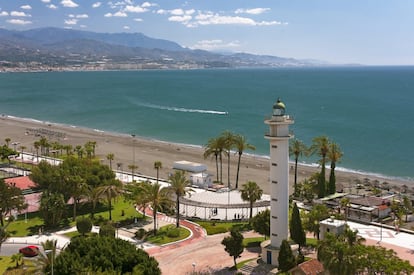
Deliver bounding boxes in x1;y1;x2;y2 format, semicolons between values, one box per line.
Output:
0;27;329;70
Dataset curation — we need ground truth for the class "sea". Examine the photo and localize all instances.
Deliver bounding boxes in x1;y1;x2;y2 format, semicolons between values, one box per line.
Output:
0;67;413;182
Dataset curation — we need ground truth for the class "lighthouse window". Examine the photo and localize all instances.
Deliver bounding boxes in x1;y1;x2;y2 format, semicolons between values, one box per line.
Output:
272;216;278;219
272;233;278;237
272;145;278;148
272;180;278;184
272;163;277;166
272;198;278;202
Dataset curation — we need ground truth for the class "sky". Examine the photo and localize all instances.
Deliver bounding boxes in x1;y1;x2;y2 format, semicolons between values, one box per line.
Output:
0;0;413;65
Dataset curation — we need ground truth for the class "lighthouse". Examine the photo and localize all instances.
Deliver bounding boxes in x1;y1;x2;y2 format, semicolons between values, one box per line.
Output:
262;98;294;266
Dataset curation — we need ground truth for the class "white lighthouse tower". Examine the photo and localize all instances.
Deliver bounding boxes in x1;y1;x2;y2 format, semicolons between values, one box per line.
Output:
261;98;294;266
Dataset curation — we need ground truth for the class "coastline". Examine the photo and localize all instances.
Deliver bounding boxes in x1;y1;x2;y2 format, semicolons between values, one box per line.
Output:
1;114;412;195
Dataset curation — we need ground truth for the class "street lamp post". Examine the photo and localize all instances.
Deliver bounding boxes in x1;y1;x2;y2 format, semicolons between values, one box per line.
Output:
131;134;136;182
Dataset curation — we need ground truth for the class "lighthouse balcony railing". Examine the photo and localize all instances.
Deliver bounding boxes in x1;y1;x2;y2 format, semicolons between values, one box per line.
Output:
264;130;294;138
264;115;294;122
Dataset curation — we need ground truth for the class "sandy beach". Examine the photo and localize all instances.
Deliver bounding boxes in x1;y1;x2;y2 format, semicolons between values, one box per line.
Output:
0;115;412;195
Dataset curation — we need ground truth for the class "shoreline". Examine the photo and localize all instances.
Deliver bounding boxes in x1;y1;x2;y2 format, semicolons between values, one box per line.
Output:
1;114;412;195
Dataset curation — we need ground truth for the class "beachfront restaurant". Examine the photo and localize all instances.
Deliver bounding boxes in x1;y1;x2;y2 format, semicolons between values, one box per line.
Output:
172;160;212;189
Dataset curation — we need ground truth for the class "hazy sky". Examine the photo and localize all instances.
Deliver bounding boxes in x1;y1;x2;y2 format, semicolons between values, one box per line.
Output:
0;0;413;65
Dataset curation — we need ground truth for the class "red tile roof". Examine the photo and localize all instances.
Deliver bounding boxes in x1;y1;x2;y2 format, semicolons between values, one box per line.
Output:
290;259;325;275
5;176;36;190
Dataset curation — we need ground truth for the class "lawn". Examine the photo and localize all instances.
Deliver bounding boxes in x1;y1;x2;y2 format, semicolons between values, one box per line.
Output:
194;220;250;235
145;224;191;245
6;196;141;237
243;236;265;247
0;256;38;274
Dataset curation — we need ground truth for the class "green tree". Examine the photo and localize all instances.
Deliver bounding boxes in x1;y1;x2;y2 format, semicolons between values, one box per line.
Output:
128;164;138;182
309;136;330;198
317;227;365;275
290;203;306;253
76;216;92;236
141;182;171;235
327;142;343;195
40;191;66;228
168;170;191;228
402;195;413;222
11;252;23;267
221;229;244;268
38;239;57;274
125;180;151;218
4;137;11;147
99;223;115;237
153;161;162;183
53;236;161;274
203;137;222;183
0;178;27;226
278;239;296;272
303;203;329;240
0;225;10;253
233;134;255;189
0;144;17;165
240;181;263;220
251;209;270;238
106;153;114;170
289;139;307;197
220;131;235;188
340;197;350;222
97;179;123;220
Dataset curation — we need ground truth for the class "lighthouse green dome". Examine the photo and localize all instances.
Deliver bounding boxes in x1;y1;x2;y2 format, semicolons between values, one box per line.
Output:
272;98;286;116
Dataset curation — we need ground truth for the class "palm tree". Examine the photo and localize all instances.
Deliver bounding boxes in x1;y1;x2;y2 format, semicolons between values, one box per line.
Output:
106;153;114;170
154;161;162;183
240;181;263;220
141;182;171;235
97;179;123;220
221;131;235;188
128;164;138;182
19;145;26;166
327;142;343;195
4;138;10;147
88;185;104;219
38;239;57;274
34;141;40;162
203;137;221;183
125;180;151;218
309;136;330;198
11;252;22;267
289;139;307;197
340;197;350;222
233;134;255;189
168;170;192;228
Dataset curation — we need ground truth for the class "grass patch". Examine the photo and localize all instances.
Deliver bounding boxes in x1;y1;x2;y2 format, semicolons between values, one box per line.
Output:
243;236;265;248
235;257;258;269
194;220;250;235
145;224;191;245
0;257;38;274
306;237;318;248
6;195;141;237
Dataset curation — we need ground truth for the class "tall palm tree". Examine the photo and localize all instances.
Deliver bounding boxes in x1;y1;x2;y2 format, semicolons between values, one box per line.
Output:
97;179;123;220
128;164;138;182
234;134;255;189
141;182;171;235
289;139;307;197
203;137;221;183
327;142;343;195
34;141;40;162
240;181;263;220
88;185;104;219
221;131;235;188
340;197;350;222
125;180;151;218
4;138;11;147
168;170;192;228
309;136;330;198
106;153;115;170
154;161;162;183
38;239;57;274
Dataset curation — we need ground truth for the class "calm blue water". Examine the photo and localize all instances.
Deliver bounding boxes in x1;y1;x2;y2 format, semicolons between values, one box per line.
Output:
0;67;413;180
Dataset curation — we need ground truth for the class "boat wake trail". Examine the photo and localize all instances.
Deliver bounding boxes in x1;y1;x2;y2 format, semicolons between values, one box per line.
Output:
136;102;228;115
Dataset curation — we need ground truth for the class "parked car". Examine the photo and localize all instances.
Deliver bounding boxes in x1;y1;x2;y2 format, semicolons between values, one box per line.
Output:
19;245;39;257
